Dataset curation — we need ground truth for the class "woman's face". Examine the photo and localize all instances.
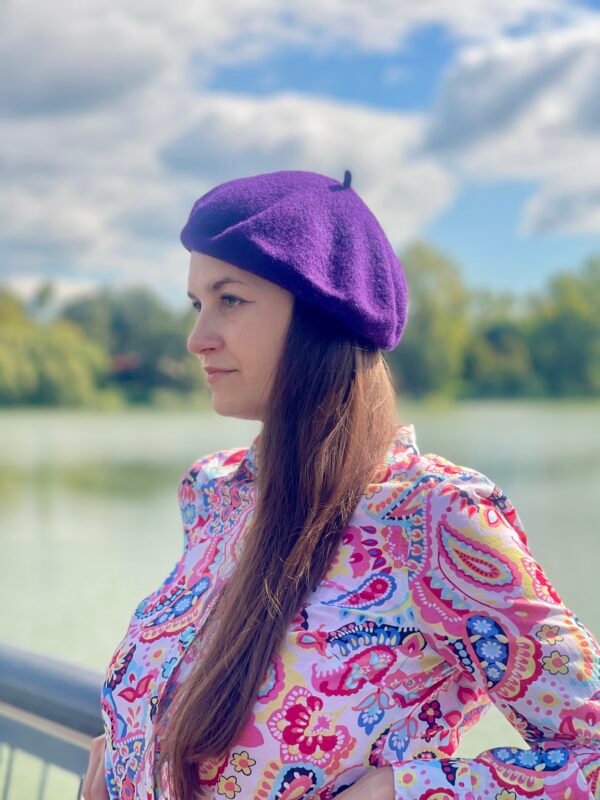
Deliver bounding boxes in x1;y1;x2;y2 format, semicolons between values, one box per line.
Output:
187;251;294;421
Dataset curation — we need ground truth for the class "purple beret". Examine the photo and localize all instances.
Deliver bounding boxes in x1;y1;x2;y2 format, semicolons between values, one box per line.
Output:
180;169;408;350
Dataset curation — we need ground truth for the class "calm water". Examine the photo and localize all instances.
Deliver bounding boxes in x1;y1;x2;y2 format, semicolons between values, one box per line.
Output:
1;400;598;789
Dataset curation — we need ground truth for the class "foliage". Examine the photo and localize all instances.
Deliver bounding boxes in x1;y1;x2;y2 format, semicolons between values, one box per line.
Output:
386;242;470;398
0;248;598;406
524;258;600;397
0;313;111;406
60;286;204;402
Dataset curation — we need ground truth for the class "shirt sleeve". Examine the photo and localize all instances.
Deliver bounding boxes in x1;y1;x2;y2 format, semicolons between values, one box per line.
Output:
384;469;600;800
177;457;212;553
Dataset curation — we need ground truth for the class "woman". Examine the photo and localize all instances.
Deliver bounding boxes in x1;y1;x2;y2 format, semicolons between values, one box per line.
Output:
84;170;599;800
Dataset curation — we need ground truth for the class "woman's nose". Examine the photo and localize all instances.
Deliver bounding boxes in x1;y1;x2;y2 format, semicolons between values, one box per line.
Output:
187;316;221;355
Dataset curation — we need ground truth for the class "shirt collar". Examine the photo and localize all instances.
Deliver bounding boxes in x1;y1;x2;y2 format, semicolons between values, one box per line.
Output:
224;432;260;483
386;422;419;461
225;422;417;484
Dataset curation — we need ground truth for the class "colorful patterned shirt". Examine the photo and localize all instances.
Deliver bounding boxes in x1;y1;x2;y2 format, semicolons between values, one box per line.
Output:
101;423;600;799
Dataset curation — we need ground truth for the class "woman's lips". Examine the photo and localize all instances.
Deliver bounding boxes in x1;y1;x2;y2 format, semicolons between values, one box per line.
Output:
206;370;236;384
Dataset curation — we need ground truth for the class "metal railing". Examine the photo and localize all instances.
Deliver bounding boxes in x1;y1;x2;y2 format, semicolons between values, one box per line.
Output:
0;641;104;799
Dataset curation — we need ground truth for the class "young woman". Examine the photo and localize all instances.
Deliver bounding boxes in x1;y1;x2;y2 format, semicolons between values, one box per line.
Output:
84;170;599;800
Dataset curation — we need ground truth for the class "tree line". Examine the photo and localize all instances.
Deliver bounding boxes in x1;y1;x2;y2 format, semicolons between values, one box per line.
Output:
0;242;598;407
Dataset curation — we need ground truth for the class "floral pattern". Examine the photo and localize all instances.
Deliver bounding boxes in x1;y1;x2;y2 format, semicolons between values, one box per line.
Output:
101;423;600;799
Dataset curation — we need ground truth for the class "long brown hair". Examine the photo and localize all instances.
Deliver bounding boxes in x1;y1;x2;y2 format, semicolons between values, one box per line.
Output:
154;295;400;798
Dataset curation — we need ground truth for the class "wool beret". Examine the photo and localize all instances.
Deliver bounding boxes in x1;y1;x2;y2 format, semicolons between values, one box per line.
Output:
180;169;408;350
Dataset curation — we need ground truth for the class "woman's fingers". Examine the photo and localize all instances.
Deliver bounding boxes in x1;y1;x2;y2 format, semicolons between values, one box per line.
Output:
81;735;110;800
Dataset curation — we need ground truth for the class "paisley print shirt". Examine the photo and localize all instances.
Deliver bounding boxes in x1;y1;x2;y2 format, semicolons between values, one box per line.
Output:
101;423;600;800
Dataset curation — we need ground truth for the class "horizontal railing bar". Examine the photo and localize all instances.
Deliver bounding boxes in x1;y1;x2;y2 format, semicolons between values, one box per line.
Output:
0;715;91;775
0;701;94;749
0;642;104;738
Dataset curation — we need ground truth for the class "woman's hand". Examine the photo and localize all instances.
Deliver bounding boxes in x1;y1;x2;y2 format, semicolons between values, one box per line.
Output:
333;765;395;800
81;734;110;800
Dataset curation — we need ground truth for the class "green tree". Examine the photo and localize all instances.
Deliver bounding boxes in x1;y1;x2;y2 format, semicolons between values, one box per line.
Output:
460;289;542;397
0;316;112;406
60;286;203;401
462;319;543;397
525;258;600;396
59;287;116;354
387;242;470;398
27;280;58;324
0;288;27;324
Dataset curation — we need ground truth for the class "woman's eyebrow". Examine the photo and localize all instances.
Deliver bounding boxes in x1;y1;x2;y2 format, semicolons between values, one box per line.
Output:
187;278;249;300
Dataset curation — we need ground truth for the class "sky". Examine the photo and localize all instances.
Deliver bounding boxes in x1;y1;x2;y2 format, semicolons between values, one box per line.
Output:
1;0;600;310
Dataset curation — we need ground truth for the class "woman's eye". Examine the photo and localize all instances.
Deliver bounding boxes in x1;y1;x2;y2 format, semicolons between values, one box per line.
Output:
221;294;243;308
191;295;243;313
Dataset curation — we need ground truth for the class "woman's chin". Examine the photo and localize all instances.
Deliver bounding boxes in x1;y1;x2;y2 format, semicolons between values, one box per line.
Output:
211;397;261;422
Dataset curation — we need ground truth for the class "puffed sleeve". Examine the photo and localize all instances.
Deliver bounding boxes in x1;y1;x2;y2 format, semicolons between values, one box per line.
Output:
384;469;600;800
177;459;200;553
133;458;209;611
177;456;213;554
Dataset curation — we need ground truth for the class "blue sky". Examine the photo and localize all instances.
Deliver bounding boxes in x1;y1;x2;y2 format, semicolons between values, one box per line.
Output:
427;181;600;293
1;1;599;307
198;24;457;113
197;18;599;295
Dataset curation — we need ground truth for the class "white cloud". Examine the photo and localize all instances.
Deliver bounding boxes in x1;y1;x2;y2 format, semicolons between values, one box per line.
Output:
274;0;584;50
0;8;170;117
0;82;456;299
522;183;600;236
0;0;597;299
5;274;98;306
0;0;586;120
424;22;600;234
161;90;456;239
